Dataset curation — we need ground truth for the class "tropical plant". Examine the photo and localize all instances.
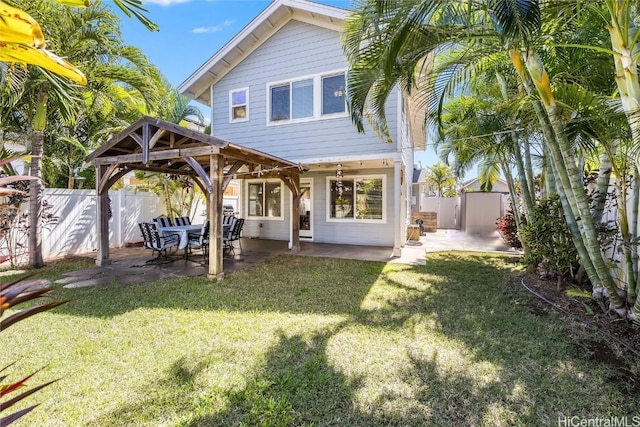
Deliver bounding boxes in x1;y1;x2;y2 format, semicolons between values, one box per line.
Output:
425;162;457;197
1;0;161;268
0;275;68;425
520;195;580;290
342;0;636;318
0;151;64;425
495;205;523;250
0;0;156;82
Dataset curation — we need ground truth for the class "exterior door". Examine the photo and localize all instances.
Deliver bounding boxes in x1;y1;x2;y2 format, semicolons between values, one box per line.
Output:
299;179;312;239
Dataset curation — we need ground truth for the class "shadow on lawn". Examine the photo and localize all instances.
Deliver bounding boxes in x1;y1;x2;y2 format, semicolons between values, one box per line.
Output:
89;328;379;426
69;253;637;425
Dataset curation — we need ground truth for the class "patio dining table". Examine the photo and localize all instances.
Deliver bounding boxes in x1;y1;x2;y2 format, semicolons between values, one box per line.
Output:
160;224;204;250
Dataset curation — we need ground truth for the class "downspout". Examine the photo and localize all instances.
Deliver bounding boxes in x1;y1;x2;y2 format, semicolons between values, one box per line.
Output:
395;87;407;256
393;160;402;257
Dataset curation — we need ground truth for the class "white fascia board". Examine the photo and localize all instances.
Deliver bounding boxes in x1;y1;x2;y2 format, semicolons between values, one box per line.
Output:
292;152;401;165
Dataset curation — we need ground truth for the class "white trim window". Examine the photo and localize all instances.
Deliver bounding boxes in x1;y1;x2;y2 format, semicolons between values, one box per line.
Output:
267;70;347;125
327;175;385;222
321;73;346;116
270;79;313;122
229;87;249;122
247;180;283;218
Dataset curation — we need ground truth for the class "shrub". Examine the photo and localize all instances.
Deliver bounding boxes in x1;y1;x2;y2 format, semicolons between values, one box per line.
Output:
496;206;523;249
520;195;579;287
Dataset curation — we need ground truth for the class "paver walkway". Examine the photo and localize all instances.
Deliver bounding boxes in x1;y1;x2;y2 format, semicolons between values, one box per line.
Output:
40;230;518;289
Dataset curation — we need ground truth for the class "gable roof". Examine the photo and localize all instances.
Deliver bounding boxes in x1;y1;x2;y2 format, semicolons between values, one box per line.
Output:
178;0;347;105
462;176;509;192
85;116;304;193
179;0;427;151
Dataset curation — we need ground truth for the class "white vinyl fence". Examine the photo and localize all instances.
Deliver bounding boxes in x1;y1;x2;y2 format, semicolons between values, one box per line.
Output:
35;189;164;260
0;189;238;263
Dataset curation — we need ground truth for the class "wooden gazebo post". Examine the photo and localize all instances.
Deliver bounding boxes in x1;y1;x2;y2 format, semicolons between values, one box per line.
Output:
208;154;224;280
96;164;111;266
283;173;301;253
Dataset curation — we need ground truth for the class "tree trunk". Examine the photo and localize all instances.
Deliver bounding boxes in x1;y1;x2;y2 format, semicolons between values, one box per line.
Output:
522;49;625;311
543;148;556;197
523;137;536;204
631;167;639;302
28;86;48;268
29;130;44;268
510;49;625;312
591;152;613;225
496;70;534;220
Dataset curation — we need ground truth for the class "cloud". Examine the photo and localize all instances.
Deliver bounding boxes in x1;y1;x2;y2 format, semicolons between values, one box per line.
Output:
192;19;233;34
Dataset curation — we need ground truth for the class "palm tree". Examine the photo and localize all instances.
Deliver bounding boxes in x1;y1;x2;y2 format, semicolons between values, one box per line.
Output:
3;1;158;267
425;162;457;197
342;0;629;315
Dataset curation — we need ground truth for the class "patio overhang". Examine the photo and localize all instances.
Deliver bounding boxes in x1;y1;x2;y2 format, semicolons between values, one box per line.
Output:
86;116;306;280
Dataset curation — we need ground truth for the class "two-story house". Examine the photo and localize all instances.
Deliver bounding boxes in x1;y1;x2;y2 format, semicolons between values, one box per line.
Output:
179;0;425;255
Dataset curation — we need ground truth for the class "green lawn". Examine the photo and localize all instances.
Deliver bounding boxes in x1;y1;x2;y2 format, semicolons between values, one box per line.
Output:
2;253;637;426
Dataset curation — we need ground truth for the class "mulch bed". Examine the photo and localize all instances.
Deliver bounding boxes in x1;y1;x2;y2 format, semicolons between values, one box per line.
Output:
519;272;639;389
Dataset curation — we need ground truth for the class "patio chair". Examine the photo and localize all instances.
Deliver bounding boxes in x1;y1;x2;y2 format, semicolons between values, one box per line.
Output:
187;220;210;258
222;215;235;228
174;216;191;226
139;222;179;259
153;216;173;228
223;217;244;255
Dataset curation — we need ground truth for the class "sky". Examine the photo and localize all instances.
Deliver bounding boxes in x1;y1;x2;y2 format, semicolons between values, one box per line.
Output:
115;0;441;170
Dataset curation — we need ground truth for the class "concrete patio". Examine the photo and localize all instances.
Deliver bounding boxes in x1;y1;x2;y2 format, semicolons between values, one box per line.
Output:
43;230;519;289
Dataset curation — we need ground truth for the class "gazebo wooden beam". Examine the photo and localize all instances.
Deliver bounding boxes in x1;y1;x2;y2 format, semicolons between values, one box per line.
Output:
281;173;301;252
223;160;245;191
184;156;212;193
98;164;121;194
120;164;196;177
93;146;220;165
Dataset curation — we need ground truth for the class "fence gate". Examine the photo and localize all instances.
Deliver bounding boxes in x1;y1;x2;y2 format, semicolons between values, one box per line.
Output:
419;196;461;229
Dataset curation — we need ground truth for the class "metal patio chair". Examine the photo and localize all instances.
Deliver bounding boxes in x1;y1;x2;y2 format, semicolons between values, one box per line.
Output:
174;216;191;226
139;221;179;259
153;216;173;228
223;217;244;255
187;220;210;258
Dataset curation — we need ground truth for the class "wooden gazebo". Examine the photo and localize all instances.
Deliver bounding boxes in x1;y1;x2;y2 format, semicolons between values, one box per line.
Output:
85;116;305;280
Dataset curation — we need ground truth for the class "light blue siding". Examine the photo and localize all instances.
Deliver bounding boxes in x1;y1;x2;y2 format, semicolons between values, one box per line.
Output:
245;168;395;246
212;20;398;161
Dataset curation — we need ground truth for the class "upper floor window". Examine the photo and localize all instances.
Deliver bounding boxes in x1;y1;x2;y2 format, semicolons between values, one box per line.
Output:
267;71;347;125
230;88;249;122
322;74;346;115
271;79;313;121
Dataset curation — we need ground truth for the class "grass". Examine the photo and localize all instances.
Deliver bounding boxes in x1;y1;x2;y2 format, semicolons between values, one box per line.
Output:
1;253;637;426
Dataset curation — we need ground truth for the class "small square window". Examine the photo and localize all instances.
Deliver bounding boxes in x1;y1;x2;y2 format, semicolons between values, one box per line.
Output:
230;88;249;122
